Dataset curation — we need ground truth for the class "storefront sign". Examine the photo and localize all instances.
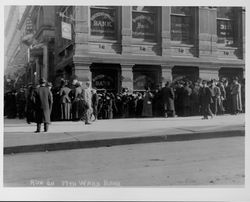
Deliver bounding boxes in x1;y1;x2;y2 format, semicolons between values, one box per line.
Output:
61;21;72;40
92;74;115;90
91;8;116;38
132;13;156;40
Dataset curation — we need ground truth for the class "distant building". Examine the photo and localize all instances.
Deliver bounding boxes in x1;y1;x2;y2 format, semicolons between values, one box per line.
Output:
4;6;27;90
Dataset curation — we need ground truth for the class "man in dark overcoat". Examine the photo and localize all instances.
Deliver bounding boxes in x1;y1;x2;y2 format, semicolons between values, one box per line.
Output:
34;78;53;132
199;80;214;119
161;82;175;117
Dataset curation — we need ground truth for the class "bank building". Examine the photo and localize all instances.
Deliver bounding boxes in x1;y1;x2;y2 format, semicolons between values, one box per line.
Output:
5;6;245;92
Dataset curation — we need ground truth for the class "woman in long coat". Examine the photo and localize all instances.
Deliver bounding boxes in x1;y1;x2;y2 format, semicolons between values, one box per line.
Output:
231;78;242;114
71;82;84;121
26;84;36;124
161;82;175;117
142;87;153;117
59;80;72;120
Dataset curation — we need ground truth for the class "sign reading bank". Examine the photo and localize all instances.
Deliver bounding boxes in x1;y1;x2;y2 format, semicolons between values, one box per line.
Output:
91;7;117;39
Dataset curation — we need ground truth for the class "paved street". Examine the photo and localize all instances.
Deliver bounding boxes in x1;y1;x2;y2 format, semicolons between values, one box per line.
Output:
4;136;244;187
4;114;245;154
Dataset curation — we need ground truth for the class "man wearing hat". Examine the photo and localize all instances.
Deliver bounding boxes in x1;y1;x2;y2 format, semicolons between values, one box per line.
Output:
231;76;242;114
83;81;93;124
34;78;53;132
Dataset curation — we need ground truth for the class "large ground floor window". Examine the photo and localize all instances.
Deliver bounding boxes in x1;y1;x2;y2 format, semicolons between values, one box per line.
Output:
172;66;199;83
91;63;120;92
133;65;161;91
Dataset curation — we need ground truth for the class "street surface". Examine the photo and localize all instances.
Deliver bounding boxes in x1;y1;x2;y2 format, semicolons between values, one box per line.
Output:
4;136;244;187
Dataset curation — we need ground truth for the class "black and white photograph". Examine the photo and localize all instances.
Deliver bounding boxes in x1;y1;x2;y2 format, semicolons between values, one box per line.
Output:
1;0;249;201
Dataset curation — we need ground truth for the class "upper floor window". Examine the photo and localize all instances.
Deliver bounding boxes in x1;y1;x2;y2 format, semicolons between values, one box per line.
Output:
217;7;236;46
171;7;194;44
90;6;117;40
132;6;157;41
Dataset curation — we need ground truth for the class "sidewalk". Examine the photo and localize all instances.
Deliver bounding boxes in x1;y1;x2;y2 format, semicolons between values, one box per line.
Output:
4;114;245;154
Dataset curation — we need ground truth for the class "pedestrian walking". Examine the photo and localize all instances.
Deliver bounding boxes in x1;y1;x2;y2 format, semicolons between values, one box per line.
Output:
199;80;214;119
152;86;163;117
26;84;36;124
223;79;231;114
210;80;221;115
183;81;192;116
34;78;53;133
217;81;226;114
190;82;200;116
161;82;175;117
231;77;242;115
174;81;184;116
142;87;153;117
59;80;72;120
83;82;93;124
91;88;99;121
71;81;84;121
16;86;26;119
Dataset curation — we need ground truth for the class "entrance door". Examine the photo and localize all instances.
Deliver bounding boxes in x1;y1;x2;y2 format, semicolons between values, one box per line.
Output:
133;65;161;91
91;64;119;93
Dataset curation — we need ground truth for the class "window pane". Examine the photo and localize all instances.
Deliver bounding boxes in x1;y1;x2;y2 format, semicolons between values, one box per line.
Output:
171;15;192;43
90;7;117;39
132;11;156;40
217;19;234;45
171;7;191;15
217;7;234;19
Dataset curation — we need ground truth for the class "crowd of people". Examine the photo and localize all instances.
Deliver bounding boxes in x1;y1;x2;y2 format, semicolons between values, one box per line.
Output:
4;76;244;132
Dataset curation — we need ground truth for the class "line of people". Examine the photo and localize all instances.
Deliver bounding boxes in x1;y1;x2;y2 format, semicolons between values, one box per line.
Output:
4;76;244;130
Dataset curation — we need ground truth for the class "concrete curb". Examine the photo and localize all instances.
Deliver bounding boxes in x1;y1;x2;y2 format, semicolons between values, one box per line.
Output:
4;129;244;155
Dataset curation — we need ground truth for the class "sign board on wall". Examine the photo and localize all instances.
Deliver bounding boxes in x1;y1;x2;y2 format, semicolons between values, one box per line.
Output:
61;21;72;40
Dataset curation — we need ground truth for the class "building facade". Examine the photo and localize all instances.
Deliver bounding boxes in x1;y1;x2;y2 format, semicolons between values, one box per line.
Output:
54;6;245;92
4;6;27;90
5;6;245;92
4;6;56;89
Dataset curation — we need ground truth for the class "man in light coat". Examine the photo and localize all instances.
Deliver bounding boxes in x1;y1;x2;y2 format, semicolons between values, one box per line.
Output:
83;82;93;124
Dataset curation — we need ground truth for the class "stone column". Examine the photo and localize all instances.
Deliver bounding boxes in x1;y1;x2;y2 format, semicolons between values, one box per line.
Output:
161;7;171;56
121;6;132;54
198;7;217;58
121;64;133;91
161;65;172;86
74;6;89;55
74;63;92;87
42;44;48;80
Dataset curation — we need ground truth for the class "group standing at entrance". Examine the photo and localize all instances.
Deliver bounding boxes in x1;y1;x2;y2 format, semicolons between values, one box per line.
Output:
4;76;244;132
